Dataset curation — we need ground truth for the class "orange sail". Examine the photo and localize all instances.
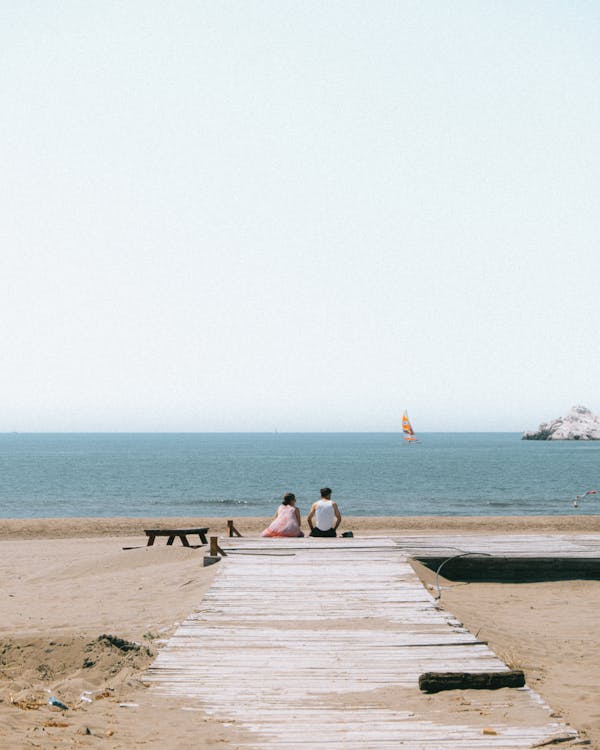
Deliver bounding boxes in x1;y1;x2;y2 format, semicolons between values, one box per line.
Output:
402;411;418;442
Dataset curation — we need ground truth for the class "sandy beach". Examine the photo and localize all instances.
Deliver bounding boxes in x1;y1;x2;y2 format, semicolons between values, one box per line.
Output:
1;516;599;748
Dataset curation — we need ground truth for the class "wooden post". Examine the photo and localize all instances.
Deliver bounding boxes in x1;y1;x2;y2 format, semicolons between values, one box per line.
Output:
227;520;242;537
210;536;227;557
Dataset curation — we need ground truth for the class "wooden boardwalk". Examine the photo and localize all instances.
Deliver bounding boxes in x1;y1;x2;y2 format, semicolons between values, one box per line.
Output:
145;537;578;749
392;532;600;558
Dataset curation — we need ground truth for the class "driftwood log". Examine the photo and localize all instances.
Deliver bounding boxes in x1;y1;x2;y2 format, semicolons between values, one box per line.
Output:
419;670;525;693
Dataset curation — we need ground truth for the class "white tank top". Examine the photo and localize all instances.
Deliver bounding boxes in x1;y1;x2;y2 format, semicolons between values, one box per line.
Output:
315;499;335;530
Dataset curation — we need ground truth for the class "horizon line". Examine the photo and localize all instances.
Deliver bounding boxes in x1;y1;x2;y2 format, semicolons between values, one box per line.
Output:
1;429;527;435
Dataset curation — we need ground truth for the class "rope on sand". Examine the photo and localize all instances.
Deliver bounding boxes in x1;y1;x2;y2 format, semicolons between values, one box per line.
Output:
433;551;492;600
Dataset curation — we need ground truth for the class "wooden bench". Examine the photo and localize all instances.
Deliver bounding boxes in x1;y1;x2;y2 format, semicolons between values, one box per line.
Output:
144;528;209;547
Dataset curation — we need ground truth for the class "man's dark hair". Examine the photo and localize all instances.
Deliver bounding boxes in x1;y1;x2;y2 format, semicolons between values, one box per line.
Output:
320;487;332;498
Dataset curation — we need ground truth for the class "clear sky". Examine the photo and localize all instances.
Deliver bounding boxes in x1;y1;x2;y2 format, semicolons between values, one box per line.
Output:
2;1;599;432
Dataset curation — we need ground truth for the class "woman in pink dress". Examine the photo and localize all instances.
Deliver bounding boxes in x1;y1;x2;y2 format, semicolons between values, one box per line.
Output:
261;493;304;537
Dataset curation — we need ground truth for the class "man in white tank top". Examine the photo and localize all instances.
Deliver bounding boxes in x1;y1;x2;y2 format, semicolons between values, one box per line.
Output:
307;487;342;537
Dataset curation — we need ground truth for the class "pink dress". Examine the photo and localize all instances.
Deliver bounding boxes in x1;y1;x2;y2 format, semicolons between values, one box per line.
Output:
261;504;304;538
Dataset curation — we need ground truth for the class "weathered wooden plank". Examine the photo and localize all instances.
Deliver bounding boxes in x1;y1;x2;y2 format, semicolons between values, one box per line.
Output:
393;533;600;558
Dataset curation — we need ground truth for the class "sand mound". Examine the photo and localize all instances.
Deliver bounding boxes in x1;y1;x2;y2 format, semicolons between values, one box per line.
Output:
1;633;153;709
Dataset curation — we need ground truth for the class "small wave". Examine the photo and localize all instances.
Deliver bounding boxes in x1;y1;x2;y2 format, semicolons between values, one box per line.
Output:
200;498;250;506
142;496;253;509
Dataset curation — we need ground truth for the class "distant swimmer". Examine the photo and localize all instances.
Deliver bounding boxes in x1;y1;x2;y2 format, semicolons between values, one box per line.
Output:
307;487;342;537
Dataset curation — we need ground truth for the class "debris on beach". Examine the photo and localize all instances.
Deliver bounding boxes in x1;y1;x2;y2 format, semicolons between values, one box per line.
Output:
95;634;147;653
9;693;47;710
48;694;69;710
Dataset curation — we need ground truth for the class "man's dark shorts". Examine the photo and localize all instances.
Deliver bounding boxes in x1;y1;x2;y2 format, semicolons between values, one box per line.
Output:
309;528;337;537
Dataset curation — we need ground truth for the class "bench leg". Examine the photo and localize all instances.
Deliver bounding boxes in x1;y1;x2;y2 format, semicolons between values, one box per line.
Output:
199;531;208;545
167;535;175;545
146;536;156;546
179;535;191;547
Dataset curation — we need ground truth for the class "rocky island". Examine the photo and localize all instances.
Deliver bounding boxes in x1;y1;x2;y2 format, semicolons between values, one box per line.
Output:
522;405;600;440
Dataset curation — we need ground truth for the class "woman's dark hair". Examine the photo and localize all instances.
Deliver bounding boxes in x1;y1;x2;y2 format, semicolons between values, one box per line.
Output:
320;487;332;498
282;492;296;505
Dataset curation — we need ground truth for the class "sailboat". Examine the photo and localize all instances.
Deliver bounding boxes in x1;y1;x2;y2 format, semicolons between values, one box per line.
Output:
402;411;419;443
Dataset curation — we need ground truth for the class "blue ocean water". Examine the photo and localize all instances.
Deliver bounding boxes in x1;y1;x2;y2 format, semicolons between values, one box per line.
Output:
0;433;598;519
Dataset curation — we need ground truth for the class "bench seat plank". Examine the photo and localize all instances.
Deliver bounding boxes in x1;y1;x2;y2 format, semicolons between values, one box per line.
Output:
144;528;209;546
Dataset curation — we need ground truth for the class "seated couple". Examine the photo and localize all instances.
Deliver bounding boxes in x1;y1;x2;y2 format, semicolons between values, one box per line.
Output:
261;487;342;538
